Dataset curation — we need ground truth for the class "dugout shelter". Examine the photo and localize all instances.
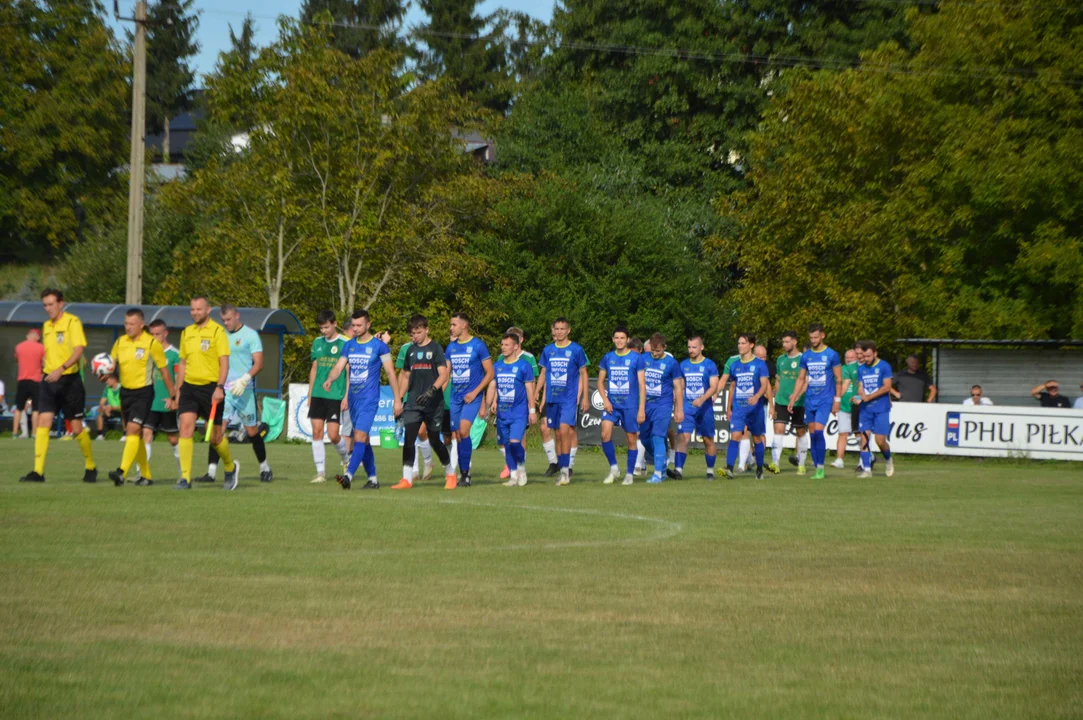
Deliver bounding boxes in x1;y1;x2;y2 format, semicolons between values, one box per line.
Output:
0;302;304;407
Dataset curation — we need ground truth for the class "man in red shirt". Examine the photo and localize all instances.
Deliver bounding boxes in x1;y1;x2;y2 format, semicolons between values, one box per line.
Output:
14;328;44;439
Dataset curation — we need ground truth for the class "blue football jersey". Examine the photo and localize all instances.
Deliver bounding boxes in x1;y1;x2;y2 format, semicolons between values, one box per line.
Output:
599;350;643;409
680;357;719;407
857;360;893;413
226;325;262;384
345;336;390;404
730;356;770;411
493;356;534;418
445;337;491;400
642;354;682;405
540;341;589;403
800;347;842;406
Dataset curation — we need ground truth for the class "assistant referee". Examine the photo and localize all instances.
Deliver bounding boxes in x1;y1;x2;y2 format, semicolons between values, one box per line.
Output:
174;296;238;491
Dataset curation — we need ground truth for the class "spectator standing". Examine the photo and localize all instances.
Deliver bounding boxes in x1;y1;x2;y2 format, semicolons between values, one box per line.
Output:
962;385;993;406
892;355;937;403
1074;383;1083;410
1031;380;1071;408
13;329;45;439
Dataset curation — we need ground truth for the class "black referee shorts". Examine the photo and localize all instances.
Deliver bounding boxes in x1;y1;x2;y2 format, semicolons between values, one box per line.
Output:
39;374;86;419
120;386;155;428
178;383;224;426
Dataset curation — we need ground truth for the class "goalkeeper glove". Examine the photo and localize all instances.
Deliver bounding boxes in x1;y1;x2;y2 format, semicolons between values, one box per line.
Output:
415;385;439;406
228;374;252;396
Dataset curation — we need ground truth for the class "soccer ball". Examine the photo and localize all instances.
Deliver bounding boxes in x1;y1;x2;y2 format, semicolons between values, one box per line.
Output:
91;353;115;378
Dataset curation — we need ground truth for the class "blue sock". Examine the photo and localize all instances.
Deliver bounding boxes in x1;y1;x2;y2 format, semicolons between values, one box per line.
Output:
811;430;825;466
511;443;525;466
882;447;892;461
675;451;686;470
626;449;638;476
860;450;872;469
754;441;765;469
652;437;666;474
348;442;366;478
504;444;518;472
602;440;618;467
361;442;376;478
726;440;740;468
558;452;569;469
705;453;716;469
458;436;473;474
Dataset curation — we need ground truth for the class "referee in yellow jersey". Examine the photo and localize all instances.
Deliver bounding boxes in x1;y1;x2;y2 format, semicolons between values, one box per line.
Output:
20;289;97;483
174;296;238;490
105;308;176;487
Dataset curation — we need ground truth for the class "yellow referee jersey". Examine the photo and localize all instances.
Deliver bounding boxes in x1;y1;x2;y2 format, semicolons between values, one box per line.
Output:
179;319;230;385
109;331;167;390
42;312;87;376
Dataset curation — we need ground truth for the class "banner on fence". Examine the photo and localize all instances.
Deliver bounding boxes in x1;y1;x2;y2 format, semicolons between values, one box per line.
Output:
287;383;397;441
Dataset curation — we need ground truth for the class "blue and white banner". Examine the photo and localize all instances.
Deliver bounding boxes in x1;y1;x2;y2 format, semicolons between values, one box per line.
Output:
287;383;397;442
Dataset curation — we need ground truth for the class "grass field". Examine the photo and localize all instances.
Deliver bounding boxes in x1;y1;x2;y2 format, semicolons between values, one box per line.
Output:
2;439;1081;718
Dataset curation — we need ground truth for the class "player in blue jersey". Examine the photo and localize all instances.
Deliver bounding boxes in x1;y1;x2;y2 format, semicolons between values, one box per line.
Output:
537;317;590;486
598;325;644;485
198;304;273;486
324;309;397;490
724;333;771;480
676;335;720;479
445;313;494;488
854;340;895;478
485;333;537;487
637;333;684;484
788;323;843;480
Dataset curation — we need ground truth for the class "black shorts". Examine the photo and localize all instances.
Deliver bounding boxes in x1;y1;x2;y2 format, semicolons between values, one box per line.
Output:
146;409;179;434
39;374;86;419
308;396;342;424
851;402;862;432
442;408;453;436
16;379;39;411
774;404;806;428
120;386;155;427
403;404;444;436
178;383;224;426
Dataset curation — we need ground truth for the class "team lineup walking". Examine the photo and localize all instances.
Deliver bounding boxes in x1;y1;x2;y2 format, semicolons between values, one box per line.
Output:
16;289;898;487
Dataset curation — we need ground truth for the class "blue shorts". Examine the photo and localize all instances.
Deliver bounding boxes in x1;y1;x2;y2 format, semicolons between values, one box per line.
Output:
545;400;578;429
224;388;258;427
348;403;378;437
496;415;528;445
450;395;481;428
640;402;672;439
602;406;639;434
680;402;715;438
858;407;891;437
805;400;834;427
729;405;766;436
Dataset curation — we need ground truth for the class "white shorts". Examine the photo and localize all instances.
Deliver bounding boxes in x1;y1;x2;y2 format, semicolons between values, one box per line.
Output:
836;410;853;434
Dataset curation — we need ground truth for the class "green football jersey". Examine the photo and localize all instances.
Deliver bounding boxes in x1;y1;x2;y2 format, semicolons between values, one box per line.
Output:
775;352;804;407
519;350;540;378
311;335;348;400
395;342;412;401
151;346;180;412
840;361;859;413
723;354;740;375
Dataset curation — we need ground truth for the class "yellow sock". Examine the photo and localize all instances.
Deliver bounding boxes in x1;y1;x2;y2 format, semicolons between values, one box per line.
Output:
120;434;141;476
135;440;151;480
75;428;96;470
178;437;194;481
34;426;50;475
212;438;235;473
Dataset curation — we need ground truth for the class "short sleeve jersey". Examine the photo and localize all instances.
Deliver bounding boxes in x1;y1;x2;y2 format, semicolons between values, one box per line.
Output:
840;361;860;412
494;356;534;418
152;346;180;412
15;340;45;382
395;343;412;370
42;312;87;376
311;335;348;400
599;350;643;410
446;337;491;400
642;354;682;405
730;356;770;412
518;350;540;378
345;336;391;405
179;320;230;386
404;340;447;411
103;385;121;408
540;341;590;403
226;325;262;384
800;347;842;407
775;353;804;407
722;354;740;376
680;357;719;406
857;360;893;414
109;331;167;390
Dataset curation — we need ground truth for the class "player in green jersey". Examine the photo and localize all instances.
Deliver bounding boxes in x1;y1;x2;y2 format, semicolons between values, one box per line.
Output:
135;320;182;483
307;310;351;483
832;347;859;469
773;330;809;474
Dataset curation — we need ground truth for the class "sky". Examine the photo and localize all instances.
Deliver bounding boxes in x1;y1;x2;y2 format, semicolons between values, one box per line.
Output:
108;0;556;81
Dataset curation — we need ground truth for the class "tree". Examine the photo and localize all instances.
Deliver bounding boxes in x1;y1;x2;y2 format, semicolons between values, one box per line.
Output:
0;0;129;258
144;0;200;163
226;12;258;72
300;0;409;58
711;3;1083;345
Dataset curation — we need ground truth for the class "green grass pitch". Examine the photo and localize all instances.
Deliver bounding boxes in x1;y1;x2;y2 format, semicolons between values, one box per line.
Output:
2;439;1081;718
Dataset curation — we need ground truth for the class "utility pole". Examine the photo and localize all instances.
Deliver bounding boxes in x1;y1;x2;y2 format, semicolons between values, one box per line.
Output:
118;0;148;305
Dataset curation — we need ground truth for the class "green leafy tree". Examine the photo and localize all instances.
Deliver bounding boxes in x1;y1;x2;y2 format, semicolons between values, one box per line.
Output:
300;0;409;58
144;0;200;163
0;0;129;258
712;3;1083;345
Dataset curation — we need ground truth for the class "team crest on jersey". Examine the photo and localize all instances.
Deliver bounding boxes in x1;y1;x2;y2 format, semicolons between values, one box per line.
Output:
331;346;338;354
201;339;210;352
791;361;798;368
135;348;145;360
56;332;64;344
564;350;571;357
424;351;432;360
